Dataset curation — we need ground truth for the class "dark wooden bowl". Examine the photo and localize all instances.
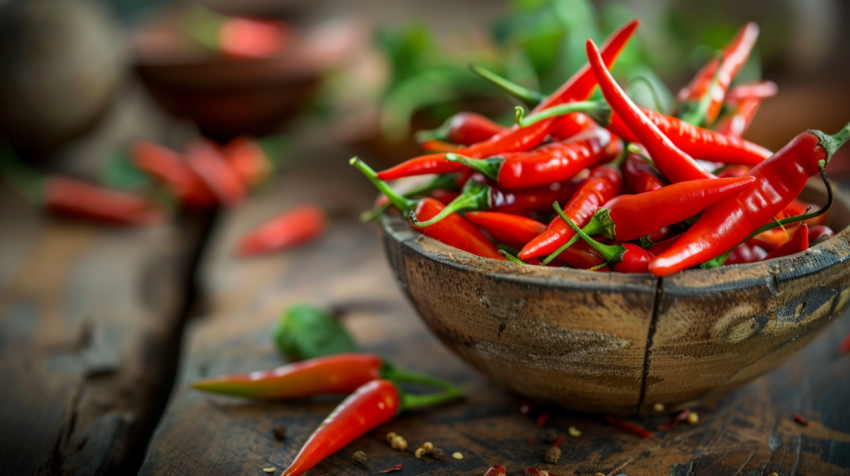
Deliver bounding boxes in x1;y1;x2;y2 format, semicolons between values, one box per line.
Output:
133;15;365;139
379;180;850;416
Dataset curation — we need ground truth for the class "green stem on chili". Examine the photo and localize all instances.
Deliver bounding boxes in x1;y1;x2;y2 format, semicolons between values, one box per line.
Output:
361;173;457;222
516;101;612;128
350;157;417;212
679;50;723;127
499;249;526;265
469;63;546;107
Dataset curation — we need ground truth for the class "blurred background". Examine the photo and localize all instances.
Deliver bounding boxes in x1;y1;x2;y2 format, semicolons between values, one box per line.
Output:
1;0;849;174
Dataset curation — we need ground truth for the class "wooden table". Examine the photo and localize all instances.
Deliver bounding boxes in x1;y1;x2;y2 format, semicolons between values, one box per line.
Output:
3;140;850;476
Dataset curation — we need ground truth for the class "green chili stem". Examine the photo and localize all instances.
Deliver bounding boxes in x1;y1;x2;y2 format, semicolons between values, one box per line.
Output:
382;365;461;391
540;216;605;265
552;202;623;264
626;143;656;168
444;153;501;181
679;50;723;127
628;75;666;113
361;174;457;222
499;250;525;265
399;385;464;411
350;157;417;212
410;183;488;228
469;64;545;107
516;101;611;128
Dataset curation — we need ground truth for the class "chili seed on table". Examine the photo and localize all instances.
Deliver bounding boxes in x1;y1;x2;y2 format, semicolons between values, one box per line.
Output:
452;452;464;460
544;446;561;463
262;467;275;474
568;426;581;437
653;403;665;412
687;412;699;424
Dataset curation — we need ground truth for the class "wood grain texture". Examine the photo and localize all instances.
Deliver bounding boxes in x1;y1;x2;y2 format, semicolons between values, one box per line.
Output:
140;161;850;476
0;182;206;475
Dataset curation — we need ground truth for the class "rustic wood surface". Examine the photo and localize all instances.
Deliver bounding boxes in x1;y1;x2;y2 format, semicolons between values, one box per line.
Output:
134;156;850;476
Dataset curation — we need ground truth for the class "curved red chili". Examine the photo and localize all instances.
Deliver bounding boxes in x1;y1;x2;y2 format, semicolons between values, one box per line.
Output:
764;223;808;260
519;164;622;261
446;128;621;190
416;112;507;146
725;80;778;103
281;379;462;476
587;39;716;182
650;124;850;277
465;212;546;249
677;22;760;125
185;138;247;207
223;136;272;186
236;204;327;257
605;108;771;166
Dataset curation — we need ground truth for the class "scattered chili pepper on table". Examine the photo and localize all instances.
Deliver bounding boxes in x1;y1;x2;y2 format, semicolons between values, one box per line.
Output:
281;379;462;476
378;463;403;473
131;140;216;209
605;416;652;438
236;204;326;257
184;138;247;207
793;413;810;426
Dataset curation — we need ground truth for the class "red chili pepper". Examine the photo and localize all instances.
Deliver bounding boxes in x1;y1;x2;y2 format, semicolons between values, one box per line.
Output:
483;465;507;476
793;413;809;426
649;124;850;277
605;107;771;166
193;353;452;399
223;136;272;186
445;128;621;189
808;225;834;245
565;176;755;245
416;112;508;146
411;176;584;228
605;416;651;438
657;409;692;430
352;158;504;260
519;164;622;261
714;98;762;138
676;22;760;125
723;242;768;266
550;112;596;140
839;334;850;354
553;205;651;273
717;165;750;178
725;80;778;103
430;188;461;205
586;39;716;182
281;379;462;476
465;212;546;249
45;176;166;225
624;152;664;194
236;204;326;257
376;20;639;181
218;17;289;59
184;139;247;207
764;224;809;260
131;141;216;209
379;464;403;473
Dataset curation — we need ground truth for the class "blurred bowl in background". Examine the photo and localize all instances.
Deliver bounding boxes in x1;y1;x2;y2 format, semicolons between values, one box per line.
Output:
133;9;366;139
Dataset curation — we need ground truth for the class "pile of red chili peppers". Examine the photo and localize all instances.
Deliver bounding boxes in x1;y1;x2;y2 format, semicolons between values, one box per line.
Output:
353;20;849;275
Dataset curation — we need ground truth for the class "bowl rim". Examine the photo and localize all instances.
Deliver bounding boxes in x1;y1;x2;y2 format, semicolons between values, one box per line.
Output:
379;178;850;291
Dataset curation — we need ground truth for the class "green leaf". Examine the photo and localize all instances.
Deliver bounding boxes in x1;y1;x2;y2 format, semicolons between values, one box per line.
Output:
272;305;359;361
100;151;151;191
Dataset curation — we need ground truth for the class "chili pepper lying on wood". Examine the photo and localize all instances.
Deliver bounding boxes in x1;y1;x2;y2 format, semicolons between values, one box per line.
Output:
193;353;456;399
764;223;809;260
553;203;652;273
520;163;622;262
185;139;247;207
131;141;216;209
223;136;272;186
352;158;504;260
410;175;585;228
416;112;508;146
281;379;462;476
376;20;639;181
651;124;850;276
677;22;760;126
545;175;756;263
586;39;716;182
465;212;546;249
45;176;167;225
236;204;326;257
605;416;652;438
445;128;620;190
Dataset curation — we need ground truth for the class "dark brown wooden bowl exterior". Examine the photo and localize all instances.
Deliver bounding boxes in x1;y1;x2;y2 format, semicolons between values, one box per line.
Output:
379;180;850;416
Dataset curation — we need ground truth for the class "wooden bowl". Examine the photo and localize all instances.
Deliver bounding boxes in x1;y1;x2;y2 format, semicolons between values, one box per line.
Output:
379;180;850;416
133;15;365;139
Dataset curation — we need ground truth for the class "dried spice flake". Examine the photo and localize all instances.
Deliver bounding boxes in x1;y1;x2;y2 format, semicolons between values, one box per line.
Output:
536;413;549;426
794;413;810;426
483;465;506;476
271;424;286;441
432;447;445;461
657;409;691;431
545;446;561;464
605;416;651;438
379;463;402;473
